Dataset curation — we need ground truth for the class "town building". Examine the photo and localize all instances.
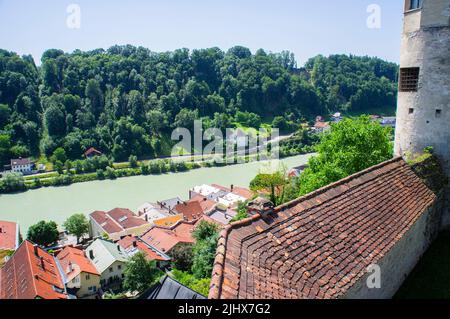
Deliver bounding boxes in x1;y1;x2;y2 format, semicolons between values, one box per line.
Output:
313;121;331;133
190;184;253;208
380;116;397;128
158;197;184;211
209;158;442;299
10;157;34;174
117;235;170;268
85;238;129;291
140;222;196;254
288;165;308;178
0;240;69;299
56;246;101;299
0;220;20;251
153;214;184;227
207;208;238;226
89;208;152;241
173;201;205;222
141;275;206;299
137;202;170;223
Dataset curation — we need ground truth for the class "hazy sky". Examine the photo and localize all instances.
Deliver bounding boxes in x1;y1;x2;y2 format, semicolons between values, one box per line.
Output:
0;0;404;65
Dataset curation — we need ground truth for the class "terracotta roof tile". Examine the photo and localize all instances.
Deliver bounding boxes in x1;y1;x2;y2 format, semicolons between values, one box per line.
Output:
209;158;437;299
56;246;99;282
0;241;67;299
117;235;170;262
90;208;149;236
140;222;195;253
0;220;19;250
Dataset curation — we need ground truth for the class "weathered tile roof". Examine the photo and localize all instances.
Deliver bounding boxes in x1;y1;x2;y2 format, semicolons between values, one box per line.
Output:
209;158;437;299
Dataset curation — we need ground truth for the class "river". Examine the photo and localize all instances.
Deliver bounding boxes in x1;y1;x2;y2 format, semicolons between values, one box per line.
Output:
0;154;313;233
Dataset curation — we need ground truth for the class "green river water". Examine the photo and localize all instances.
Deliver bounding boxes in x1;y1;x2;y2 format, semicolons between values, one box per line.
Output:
0;154;313;233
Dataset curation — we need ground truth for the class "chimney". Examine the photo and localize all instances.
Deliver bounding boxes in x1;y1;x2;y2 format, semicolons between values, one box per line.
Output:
89;250;94;260
117;245;121;252
0;227;2;233
145;215;148;222
33;245;39;257
247;197;274;219
69;262;74;272
231;184;234;192
132;241;138;248
40;257;45;270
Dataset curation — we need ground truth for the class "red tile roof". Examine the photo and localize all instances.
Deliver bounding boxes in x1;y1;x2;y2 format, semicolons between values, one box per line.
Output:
0;220;19;250
209;158;437;299
189;195;217;214
140;222;195;253
84;147;102;157
314;121;330;129
117;235;170;262
0;241;68;299
56;246;99;282
90;208;148;235
174;201;204;222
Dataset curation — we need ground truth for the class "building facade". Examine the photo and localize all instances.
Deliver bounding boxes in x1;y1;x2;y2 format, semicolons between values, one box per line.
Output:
394;0;450;226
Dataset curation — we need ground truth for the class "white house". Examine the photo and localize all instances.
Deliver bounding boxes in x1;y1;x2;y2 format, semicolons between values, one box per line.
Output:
137;202;170;224
10;158;33;174
85;239;129;290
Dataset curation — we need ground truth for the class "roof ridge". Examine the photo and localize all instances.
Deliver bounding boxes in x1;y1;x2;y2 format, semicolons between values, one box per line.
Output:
208;156;404;299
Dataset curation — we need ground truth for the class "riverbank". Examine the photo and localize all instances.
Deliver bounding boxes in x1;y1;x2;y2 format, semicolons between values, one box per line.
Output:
0;154;314;233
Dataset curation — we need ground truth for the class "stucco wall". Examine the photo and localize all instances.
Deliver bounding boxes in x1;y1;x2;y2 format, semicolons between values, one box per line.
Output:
343;198;442;299
394;26;450;182
421;0;450;27
99;260;126;287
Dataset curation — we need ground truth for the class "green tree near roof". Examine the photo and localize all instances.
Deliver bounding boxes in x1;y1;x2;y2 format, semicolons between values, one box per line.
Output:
299;115;393;196
27;220;59;247
123;252;163;294
63;214;89;244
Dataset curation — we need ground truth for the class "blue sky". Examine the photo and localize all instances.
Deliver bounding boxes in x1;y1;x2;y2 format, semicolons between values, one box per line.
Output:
0;0;404;65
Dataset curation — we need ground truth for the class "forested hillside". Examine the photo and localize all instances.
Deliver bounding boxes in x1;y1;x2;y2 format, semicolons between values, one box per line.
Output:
0;46;398;164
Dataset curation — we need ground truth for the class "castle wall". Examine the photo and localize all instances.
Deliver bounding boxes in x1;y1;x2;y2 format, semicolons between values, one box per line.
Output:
343;196;443;299
395;1;450;227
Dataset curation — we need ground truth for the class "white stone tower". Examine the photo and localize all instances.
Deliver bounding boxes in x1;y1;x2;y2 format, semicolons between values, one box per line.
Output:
394;0;450;226
394;0;450;169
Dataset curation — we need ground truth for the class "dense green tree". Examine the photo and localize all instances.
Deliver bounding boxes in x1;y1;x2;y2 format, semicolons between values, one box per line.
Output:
27;220;59;247
63;214;89;243
298;116;393;196
0;47;398;165
170;243;194;272
123;252;162;293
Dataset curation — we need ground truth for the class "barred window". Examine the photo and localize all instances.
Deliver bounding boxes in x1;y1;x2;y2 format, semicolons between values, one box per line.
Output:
409;0;422;10
399;67;420;92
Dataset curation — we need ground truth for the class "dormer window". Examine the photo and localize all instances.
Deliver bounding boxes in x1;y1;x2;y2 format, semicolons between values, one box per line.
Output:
409;0;422;10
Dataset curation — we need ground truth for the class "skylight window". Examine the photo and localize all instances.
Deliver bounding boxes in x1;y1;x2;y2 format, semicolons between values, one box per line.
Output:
118;216;128;222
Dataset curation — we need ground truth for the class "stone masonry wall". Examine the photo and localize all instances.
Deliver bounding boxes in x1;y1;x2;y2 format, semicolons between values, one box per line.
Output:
343;197;442;299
